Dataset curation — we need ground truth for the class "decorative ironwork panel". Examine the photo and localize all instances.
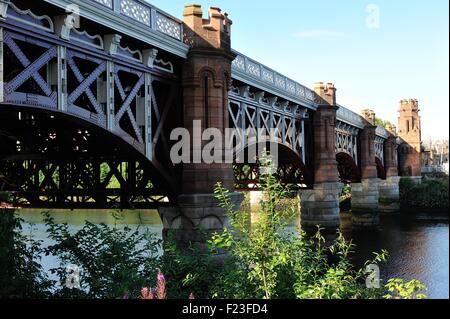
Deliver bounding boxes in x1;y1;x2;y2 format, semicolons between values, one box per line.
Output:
261;67;274;83
246;60;261;77
66;50;107;127
336;104;366;128
376;125;389;138
0;158;169;209
2;31;58;109
92;0;113;8
120;0;151;26
375;136;385;164
234;162;309;191
274;73;286;89
232;55;245;71
113;64;146;152
86;0;185;45
229;90;305;162
231;50;316;106
286;80;296;94
155;12;182;40
336;121;359;163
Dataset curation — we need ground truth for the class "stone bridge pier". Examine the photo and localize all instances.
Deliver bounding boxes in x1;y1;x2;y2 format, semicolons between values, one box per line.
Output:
299;83;343;235
378;133;401;213
158;5;243;252
351;119;380;228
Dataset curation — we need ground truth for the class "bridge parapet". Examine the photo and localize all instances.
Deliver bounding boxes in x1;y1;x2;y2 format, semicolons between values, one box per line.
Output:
89;0;183;40
41;0;188;57
336;104;366;129
231;50;316;109
375;125;390;139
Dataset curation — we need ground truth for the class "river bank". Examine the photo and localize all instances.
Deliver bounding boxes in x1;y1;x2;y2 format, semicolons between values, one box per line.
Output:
9;208;448;299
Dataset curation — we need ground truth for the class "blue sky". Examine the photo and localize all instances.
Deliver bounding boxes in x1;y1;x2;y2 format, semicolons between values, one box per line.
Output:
149;0;449;140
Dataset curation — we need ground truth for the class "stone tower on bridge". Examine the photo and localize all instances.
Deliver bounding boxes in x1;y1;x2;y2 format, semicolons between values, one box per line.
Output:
397;99;422;180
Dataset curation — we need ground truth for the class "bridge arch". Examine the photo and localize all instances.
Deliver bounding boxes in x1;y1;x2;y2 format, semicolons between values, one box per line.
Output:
375;156;386;180
233;141;311;191
0;106;177;208
336;152;361;183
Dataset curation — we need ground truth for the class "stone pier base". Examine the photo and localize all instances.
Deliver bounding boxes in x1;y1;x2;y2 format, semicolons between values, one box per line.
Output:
299;182;343;235
158;193;243;253
378;176;401;213
351;178;380;228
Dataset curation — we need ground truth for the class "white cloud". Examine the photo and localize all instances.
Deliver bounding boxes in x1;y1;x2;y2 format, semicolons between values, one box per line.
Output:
292;30;345;38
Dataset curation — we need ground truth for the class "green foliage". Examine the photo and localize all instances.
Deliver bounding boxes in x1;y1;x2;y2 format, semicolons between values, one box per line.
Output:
341;184;351;199
384;279;427;299
1;159;430;299
0;210;53;298
400;177;449;209
208;155;391;299
375;118;393;129
159;240;218;299
0;192;12;203
339;184;352;211
43;212;161;299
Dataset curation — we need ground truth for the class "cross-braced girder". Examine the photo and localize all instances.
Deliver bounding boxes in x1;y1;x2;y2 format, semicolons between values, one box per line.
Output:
229;82;308;163
0;109;173;208
335;121;359;164
0;158;169;209
1;5;182;207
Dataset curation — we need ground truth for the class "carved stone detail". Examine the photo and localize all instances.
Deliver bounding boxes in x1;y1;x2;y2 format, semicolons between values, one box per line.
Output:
104;34;122;55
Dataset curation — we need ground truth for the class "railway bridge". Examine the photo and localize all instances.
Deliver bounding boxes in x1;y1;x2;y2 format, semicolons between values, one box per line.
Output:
0;0;422;244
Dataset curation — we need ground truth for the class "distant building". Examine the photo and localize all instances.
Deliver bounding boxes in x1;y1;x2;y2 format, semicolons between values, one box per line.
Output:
397;99;422;179
422;139;449;175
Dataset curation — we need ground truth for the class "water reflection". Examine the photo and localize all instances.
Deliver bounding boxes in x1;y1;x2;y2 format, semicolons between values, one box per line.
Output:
341;212;449;299
17;209;449;299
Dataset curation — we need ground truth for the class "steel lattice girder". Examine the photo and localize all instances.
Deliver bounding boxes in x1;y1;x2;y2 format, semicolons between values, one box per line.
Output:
0;158;170;209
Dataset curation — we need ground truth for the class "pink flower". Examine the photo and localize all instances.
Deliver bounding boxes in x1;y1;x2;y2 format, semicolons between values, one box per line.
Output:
141;287;149;299
157;271;165;283
156;271;166;299
189;293;195;299
122;292;129;299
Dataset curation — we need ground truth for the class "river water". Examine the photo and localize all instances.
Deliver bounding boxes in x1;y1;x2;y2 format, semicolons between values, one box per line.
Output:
17;209;449;299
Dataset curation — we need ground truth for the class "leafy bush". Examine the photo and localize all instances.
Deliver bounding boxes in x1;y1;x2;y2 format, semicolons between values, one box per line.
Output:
159;241;219;299
1;161;430;299
209;156;389;299
400;177;449;209
0;209;53;298
43;211;161;299
340;184;352;211
384;279;427;299
0;192;13;206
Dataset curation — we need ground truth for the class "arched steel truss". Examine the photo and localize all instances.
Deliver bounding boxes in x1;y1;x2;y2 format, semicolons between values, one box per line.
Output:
228;84;308;161
375;136;385;165
0;3;181;208
335;120;359;164
336;152;361;183
229;82;311;190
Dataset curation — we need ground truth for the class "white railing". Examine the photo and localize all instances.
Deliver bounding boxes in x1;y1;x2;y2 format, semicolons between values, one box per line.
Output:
336;104;366;129
90;0;183;41
231;50;316;107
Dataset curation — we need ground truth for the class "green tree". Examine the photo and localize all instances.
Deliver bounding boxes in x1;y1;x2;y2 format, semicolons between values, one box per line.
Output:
0;210;53;298
375;118;393;129
209;155;392;299
43;212;161;299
